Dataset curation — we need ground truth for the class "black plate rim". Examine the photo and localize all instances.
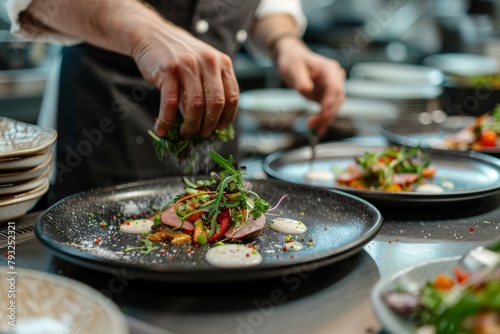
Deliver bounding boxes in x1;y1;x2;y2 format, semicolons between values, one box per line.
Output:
34;178;383;282
263;143;500;204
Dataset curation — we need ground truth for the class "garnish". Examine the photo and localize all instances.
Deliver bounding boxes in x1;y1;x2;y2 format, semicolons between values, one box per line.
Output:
148;116;235;171
146;150;270;246
124;239;159;254
336;146;436;191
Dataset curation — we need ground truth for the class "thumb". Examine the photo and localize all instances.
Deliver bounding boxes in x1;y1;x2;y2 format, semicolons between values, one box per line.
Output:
280;60;313;94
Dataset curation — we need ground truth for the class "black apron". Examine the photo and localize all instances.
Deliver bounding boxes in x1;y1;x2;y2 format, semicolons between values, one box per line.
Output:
52;0;261;203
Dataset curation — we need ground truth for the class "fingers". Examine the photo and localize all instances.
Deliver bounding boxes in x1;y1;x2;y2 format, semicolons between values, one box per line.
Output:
154;69;179;137
155;51;238;139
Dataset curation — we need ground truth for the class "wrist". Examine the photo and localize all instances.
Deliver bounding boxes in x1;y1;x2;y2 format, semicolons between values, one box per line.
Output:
267;33;302;61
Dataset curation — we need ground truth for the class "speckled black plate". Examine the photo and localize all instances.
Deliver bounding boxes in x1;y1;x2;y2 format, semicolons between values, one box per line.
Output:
35;178;382;282
263;142;500;206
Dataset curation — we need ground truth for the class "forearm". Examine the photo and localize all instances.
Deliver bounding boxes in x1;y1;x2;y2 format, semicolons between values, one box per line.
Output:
20;0;166;56
251;14;305;59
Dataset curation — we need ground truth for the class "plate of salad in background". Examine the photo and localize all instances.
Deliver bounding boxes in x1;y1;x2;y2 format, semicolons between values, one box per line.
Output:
35;152;382;283
371;241;500;334
263;142;500;206
376;107;500;157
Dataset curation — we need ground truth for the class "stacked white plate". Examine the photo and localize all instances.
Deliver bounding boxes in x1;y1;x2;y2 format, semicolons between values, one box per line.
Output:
347;62;444;114
0;117;57;222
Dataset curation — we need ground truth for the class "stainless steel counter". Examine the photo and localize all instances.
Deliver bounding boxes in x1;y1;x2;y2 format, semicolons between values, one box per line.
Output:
3;190;500;334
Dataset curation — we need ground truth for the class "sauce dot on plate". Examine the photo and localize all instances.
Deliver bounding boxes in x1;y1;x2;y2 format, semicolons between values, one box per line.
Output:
270;218;307;234
414;183;443;193
205;245;263;268
304;170;335;182
120;219;154;234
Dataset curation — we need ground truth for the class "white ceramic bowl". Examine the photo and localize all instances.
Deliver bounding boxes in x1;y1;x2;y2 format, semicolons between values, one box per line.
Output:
0;155;51;184
0;168;50;195
0;116;57;159
0;267;129;334
350;62;444;86
0;149;52;171
0;178;49;222
238;88;319;129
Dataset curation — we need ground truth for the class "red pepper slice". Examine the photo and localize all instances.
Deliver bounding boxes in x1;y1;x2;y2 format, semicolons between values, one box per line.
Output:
207;209;230;243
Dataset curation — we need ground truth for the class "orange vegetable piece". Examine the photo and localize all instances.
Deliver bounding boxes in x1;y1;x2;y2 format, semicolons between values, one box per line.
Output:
422;167;437;178
433;274;455;291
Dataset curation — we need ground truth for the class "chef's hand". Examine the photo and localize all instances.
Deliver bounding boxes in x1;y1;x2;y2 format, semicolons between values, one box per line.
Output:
273;37;345;135
132;22;240;139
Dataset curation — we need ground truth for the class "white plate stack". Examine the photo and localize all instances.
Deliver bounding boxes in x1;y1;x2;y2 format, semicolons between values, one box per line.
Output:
347;62;444;114
0;117;57;222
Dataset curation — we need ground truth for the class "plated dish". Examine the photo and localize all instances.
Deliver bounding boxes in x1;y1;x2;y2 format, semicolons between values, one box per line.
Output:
371;253;500;334
35;177;382;282
0;267;128;334
376;113;500;156
263;142;500;205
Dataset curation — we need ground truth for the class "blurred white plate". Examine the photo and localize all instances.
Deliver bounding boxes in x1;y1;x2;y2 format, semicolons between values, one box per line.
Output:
345;79;442;100
350;62;444;86
0;117;57;159
0;267;129;334
239;88;319;128
0;155;51;184
0;168;49;196
423;53;499;77
0;178;49;222
0;150;52;171
371;256;460;334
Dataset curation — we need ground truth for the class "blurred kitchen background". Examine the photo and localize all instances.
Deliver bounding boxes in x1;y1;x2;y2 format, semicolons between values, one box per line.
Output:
1;0;500;148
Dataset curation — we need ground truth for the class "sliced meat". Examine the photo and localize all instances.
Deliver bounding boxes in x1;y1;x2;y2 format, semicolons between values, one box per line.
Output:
225;214;266;240
160;205;195;234
392;173;418;185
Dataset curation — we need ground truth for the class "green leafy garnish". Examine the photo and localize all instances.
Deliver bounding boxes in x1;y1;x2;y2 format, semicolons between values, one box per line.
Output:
148;116;234;171
124;239;159;254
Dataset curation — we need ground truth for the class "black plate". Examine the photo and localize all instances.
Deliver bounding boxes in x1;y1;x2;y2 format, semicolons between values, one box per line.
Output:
35;178;382;282
263;142;500;206
376;115;500;157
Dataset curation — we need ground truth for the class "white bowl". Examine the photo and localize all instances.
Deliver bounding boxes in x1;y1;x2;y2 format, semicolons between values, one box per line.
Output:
350;62;444;86
0;116;57;159
0;154;51;184
345;79;443;100
238;88;319;129
0;149;52;171
0;267;129;334
0;178;49;223
0;168;50;195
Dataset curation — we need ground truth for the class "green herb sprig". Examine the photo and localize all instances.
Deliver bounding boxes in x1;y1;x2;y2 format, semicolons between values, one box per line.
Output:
148;117;235;169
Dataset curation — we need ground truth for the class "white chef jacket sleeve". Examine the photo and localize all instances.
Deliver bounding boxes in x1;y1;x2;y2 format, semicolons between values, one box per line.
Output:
5;0;82;44
254;0;307;36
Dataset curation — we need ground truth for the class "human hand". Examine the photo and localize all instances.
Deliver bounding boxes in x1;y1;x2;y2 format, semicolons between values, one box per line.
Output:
131;22;240;139
273;37;345;135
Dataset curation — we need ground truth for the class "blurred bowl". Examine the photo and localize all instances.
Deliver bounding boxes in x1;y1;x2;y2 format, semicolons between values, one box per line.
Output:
0;177;48;222
350;62;444;86
238;88;319;130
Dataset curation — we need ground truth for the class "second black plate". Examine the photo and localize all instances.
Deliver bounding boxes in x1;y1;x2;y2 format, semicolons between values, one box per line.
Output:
264;142;500;206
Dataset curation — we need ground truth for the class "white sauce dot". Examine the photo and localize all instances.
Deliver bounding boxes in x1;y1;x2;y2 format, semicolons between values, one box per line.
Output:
270;218;307;234
414;183;444;193
120;219;154;234
304;170;335;182
205;245;262;268
441;181;455;189
284;241;304;251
